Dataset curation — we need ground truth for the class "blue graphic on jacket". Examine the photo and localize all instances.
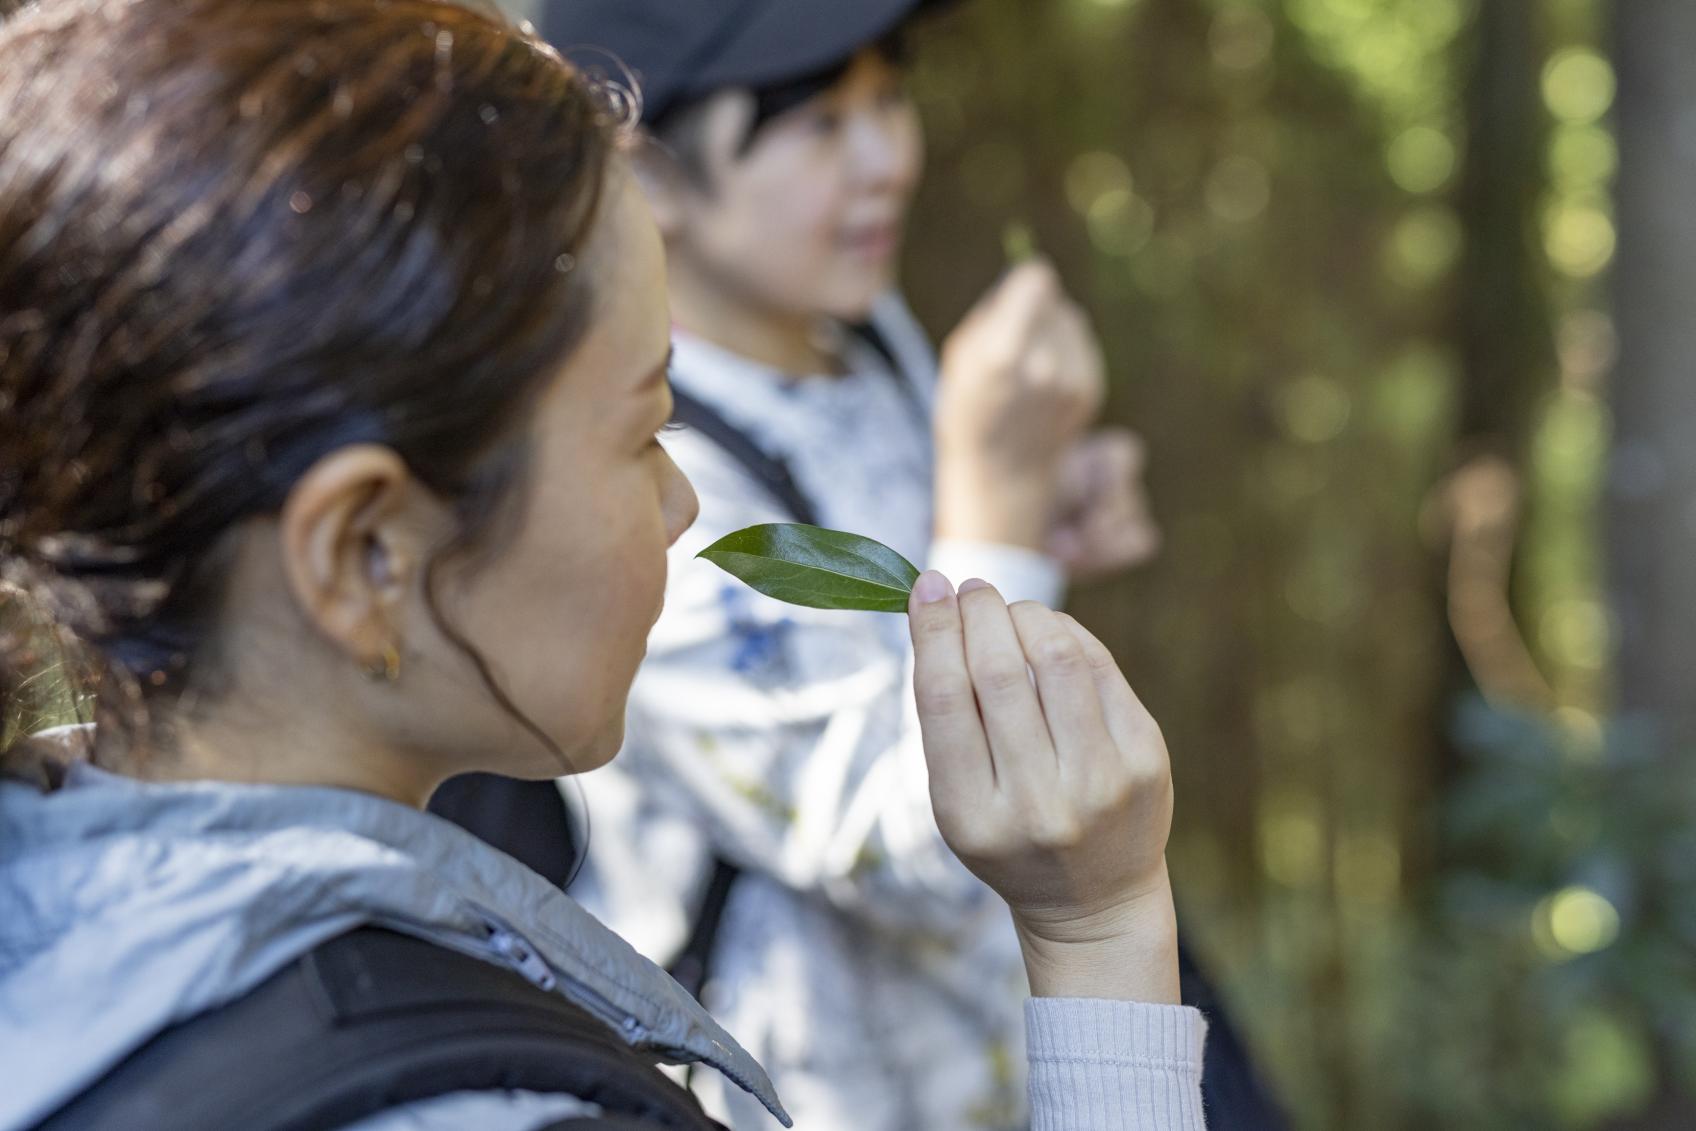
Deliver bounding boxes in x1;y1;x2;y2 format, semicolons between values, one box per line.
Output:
718;585;795;677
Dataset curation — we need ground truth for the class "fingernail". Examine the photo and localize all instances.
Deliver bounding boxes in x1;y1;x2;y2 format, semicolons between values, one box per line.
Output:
957;577;993;595
912;570;953;604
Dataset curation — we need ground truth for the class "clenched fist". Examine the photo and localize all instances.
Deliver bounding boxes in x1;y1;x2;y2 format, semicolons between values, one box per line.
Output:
933;262;1106;551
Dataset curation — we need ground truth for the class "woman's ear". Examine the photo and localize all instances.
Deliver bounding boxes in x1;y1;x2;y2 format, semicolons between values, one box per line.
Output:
277;444;418;670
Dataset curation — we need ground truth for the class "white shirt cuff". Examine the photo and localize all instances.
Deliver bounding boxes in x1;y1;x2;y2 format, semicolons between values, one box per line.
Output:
928;539;1066;607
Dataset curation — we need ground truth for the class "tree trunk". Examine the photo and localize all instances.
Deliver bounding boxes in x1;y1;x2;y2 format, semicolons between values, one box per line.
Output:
1611;2;1696;745
1608;3;1696;1125
1456;1;1556;466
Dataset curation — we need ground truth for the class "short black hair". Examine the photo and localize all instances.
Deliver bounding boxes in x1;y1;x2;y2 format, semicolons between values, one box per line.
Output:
648;30;909;188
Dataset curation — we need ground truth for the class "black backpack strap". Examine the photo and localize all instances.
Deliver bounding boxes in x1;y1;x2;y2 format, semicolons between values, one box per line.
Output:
669;389;818;527
847;318;927;419
40;928;728;1131
846;317;901;372
665;857;741;1001
660;390;806;1005
427;772;578;888
668;319;926;531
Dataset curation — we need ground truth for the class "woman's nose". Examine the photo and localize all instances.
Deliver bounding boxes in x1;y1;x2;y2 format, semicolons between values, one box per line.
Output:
664;454;700;547
849;109;917;193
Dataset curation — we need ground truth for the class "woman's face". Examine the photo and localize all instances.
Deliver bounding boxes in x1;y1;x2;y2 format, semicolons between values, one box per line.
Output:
668;49;924;323
421;168;698;778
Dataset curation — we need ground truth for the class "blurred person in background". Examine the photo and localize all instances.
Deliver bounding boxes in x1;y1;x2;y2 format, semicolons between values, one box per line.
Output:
475;2;1288;1128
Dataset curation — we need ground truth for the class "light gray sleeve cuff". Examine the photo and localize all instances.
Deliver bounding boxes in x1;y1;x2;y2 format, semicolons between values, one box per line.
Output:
1026;998;1209;1131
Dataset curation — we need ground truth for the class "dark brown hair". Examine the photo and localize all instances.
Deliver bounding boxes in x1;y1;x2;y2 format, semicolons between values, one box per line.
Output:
0;0;624;767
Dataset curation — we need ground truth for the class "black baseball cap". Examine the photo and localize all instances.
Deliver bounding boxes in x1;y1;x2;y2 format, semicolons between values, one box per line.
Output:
536;0;945;124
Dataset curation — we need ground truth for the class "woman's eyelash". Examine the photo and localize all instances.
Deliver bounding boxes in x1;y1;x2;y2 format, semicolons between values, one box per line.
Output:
658;365;685;435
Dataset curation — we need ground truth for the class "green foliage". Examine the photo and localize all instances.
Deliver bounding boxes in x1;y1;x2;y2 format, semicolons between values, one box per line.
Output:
697;524;920;613
1383;701;1694;1128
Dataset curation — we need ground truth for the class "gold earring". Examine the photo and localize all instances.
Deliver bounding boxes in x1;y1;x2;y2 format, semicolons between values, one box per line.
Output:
363;642;402;683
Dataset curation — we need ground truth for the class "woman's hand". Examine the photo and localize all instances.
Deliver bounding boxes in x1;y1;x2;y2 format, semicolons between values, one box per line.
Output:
933;262;1106;552
907;571;1179;1003
1047;428;1162;582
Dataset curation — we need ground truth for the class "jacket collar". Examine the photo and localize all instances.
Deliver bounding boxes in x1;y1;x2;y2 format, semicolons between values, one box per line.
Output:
0;764;789;1127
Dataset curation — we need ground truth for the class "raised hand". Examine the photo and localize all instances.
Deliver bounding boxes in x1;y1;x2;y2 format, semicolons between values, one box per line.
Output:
907;571;1179;1003
933;262;1106;552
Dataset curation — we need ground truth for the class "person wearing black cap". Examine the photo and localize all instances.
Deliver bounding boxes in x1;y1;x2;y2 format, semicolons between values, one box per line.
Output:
514;3;1281;1129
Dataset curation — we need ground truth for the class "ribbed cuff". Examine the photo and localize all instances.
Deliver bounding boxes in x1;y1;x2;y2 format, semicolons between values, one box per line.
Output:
1026;998;1208;1130
928;540;1067;607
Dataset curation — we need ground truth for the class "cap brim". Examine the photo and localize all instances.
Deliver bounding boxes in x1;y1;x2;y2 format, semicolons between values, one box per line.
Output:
679;0;939;107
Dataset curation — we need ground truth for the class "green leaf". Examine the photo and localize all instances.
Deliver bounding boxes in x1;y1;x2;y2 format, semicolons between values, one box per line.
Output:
1002;220;1038;264
696;523;921;613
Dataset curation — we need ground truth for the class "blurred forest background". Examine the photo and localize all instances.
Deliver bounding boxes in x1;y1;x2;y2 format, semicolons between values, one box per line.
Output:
888;1;1696;1128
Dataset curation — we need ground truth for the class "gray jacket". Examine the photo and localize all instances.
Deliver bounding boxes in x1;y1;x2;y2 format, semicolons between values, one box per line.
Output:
0;761;790;1131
